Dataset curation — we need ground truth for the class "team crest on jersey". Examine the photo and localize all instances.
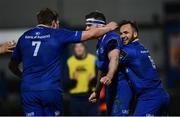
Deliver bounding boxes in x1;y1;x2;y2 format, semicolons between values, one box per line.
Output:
35;32;40;35
119;50;127;60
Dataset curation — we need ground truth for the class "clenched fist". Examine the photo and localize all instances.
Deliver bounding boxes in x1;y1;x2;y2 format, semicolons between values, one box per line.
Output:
88;92;99;103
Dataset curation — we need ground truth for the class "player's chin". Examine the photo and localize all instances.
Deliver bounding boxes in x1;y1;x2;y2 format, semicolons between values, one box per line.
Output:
123;41;129;45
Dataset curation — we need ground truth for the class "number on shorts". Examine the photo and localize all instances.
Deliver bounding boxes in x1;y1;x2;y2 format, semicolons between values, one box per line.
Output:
32;41;41;56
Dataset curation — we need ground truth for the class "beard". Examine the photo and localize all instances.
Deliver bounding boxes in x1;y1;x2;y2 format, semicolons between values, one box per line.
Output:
128;34;137;44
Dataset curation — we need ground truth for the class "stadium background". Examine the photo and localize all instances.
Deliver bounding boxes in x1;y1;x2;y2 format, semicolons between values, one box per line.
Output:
0;0;180;115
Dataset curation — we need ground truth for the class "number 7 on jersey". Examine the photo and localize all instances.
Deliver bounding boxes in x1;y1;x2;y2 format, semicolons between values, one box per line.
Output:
32;41;41;56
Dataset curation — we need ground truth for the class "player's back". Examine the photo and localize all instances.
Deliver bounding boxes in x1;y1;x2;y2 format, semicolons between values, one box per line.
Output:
15;25;81;91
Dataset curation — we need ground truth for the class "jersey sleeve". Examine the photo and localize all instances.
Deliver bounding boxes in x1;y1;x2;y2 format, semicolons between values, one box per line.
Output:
11;38;22;62
106;35;123;53
57;28;82;44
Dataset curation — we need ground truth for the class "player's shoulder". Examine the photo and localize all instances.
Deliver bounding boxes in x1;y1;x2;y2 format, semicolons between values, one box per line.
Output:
21;26;45;36
123;43;134;49
55;28;67;32
122;43;137;55
107;31;118;35
128;41;147;51
104;31;121;43
123;42;148;59
55;28;74;33
137;42;146;50
54;28;80;38
21;28;33;36
106;31;120;39
18;28;34;41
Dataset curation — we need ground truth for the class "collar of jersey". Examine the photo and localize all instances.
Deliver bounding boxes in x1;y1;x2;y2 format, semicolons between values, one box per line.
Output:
37;24;50;28
132;38;139;42
101;34;106;42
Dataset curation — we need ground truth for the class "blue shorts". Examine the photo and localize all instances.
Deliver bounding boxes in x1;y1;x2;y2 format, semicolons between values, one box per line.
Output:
21;90;62;116
69;93;98;116
134;88;170;116
105;79;132;116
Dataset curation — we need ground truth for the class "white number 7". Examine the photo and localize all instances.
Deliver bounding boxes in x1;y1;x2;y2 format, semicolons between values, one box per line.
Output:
32;41;41;56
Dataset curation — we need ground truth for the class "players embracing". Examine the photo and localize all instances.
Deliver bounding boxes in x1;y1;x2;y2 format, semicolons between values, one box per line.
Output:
6;7;170;116
89;19;170;116
8;8;117;116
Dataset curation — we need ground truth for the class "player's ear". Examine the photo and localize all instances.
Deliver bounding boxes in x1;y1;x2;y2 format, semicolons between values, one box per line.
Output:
133;31;138;38
51;20;57;29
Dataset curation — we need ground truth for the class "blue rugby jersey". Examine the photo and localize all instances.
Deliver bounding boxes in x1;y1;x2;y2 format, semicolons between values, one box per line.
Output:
96;31;133;116
120;40;162;94
11;25;82;91
96;31;122;73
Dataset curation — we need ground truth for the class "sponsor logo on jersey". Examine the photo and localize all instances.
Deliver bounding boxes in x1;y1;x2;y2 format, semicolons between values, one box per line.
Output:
140;50;149;54
25;34;50;39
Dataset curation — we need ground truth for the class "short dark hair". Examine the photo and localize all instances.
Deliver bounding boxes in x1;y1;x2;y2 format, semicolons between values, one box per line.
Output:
119;20;139;33
85;11;106;23
37;8;58;25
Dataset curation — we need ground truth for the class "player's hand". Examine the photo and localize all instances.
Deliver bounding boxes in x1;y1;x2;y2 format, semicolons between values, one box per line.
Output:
89;92;99;103
106;21;118;31
0;41;16;53
100;75;112;85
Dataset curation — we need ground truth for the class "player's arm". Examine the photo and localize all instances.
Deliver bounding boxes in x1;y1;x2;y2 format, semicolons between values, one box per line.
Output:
8;39;22;77
0;41;16;54
95;70;105;94
9;59;22;77
100;49;120;85
81;21;118;41
89;70;105;103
